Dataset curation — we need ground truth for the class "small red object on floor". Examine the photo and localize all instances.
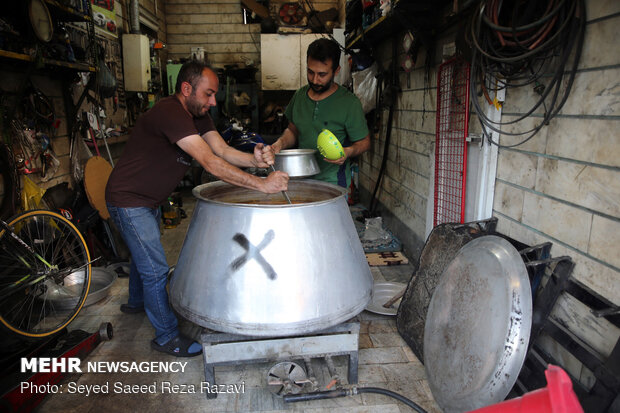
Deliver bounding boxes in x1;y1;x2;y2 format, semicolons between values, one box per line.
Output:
469;365;584;413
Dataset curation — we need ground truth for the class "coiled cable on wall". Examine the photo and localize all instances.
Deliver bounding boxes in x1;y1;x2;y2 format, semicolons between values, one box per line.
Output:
466;0;585;148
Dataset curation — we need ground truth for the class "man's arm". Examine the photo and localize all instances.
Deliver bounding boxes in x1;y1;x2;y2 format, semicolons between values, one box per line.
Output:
345;135;370;158
271;122;299;153
200;130;273;168
176;134;288;193
202;129;278;171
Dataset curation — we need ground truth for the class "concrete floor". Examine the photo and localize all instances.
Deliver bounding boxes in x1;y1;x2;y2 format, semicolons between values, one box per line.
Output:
37;191;441;413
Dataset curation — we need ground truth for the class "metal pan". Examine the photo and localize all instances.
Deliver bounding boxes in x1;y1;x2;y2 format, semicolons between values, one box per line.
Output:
423;235;532;412
365;282;406;316
274;149;320;178
46;267;118;310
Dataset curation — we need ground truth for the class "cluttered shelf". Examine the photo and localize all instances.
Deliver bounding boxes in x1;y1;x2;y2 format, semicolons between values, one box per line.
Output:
44;0;92;22
346;0;401;49
346;15;388;49
0;49;96;72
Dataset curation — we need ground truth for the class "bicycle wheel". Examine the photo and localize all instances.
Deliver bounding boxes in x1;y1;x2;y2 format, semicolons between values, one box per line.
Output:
0;210;91;338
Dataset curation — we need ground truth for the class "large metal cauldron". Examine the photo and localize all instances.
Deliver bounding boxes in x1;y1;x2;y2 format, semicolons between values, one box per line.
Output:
170;180;372;337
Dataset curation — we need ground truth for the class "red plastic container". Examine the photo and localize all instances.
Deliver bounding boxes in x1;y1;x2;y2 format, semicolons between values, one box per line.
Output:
469;365;584;413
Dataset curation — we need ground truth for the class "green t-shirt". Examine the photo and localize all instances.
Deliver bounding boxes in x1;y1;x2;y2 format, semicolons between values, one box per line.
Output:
284;85;369;188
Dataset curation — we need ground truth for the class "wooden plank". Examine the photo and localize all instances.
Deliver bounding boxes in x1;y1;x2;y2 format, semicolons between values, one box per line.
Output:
550;292;620;359
365;252;409;266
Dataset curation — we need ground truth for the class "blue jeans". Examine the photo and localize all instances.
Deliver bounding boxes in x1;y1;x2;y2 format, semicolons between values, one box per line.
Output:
107;205;178;345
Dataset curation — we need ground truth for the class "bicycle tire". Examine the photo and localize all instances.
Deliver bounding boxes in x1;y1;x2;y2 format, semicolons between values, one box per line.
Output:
0;210;91;338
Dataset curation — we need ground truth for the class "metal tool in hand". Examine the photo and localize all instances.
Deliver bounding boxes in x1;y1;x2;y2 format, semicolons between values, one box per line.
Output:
269;164;292;204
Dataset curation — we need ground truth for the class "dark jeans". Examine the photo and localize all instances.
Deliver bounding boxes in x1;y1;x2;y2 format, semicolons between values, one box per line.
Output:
107;204;178;345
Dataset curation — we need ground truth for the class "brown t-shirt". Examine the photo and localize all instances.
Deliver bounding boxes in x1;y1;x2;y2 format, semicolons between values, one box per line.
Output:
105;95;215;208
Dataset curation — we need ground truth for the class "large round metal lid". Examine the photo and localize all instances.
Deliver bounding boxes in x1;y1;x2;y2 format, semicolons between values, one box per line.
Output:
423;235;532;412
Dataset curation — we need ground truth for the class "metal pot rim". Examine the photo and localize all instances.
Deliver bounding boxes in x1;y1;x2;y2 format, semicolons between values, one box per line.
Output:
275;149;317;156
192;179;346;208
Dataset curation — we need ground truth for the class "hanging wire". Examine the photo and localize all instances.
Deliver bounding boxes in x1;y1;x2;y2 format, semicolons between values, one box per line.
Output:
466;0;586;148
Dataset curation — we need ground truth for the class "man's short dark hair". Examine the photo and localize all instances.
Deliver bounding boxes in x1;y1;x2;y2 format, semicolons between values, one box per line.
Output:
175;60;207;94
307;38;341;71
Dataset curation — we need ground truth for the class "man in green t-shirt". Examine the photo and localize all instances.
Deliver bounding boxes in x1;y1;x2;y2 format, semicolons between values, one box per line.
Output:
272;38;370;189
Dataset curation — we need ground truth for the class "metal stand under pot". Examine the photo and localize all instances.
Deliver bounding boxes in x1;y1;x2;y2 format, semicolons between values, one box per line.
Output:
200;322;360;399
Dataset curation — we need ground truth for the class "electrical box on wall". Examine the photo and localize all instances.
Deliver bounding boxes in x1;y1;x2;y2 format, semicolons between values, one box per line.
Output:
122;34;151;92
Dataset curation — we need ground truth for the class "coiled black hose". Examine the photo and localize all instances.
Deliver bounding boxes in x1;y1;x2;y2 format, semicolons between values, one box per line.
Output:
467;0;586;148
283;386;428;413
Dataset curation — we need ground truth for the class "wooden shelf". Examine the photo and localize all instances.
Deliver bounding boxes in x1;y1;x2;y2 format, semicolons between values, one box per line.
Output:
103;134;130;145
0;50;32;63
44;0;92;22
0;49;96;72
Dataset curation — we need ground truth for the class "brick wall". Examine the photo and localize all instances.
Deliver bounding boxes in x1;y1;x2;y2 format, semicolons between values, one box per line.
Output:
494;2;620;308
163;0;342;77
165;0;261;69
359;0;620;385
490;0;620;377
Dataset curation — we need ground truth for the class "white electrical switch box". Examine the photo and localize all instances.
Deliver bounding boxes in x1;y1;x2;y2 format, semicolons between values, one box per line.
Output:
122;34;151;92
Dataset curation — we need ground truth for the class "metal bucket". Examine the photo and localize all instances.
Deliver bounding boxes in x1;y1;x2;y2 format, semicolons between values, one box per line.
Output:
170;180;372;337
274;149;320;178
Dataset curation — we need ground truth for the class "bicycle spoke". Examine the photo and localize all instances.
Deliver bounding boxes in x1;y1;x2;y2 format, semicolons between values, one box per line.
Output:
0;211;92;337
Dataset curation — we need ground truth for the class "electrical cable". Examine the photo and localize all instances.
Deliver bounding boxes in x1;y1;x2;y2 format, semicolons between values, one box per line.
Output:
356;387;428;413
467;0;585;148
284;386;428;413
369;37;398;215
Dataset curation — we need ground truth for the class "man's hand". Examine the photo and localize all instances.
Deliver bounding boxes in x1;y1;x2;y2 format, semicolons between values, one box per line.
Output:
261;170;289;193
253;143;275;167
323;136;370;165
323;152;348;165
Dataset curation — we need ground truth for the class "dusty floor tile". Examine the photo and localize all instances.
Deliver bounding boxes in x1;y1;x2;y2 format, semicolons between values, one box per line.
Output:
359;348;408;365
369;332;407;348
359;333;373;349
358;364;388;384
367;319;397;334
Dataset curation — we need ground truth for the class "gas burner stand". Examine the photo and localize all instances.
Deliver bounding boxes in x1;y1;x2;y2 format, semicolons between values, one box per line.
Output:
200;322;360;399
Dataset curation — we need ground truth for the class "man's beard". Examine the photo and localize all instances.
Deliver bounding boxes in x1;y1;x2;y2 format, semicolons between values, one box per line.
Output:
186;95;206;117
309;79;332;94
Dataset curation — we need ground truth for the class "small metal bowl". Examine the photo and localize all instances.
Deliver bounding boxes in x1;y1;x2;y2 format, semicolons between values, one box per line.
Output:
274;149;320;178
46;267;118;310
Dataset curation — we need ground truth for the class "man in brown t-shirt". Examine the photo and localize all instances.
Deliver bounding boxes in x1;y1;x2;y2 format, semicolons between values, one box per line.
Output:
105;61;288;357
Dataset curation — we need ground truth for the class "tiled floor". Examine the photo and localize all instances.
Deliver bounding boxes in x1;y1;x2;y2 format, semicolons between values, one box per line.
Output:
37;191;441;413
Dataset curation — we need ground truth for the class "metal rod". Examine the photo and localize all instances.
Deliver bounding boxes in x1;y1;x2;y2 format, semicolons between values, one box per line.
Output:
269;164;292;204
